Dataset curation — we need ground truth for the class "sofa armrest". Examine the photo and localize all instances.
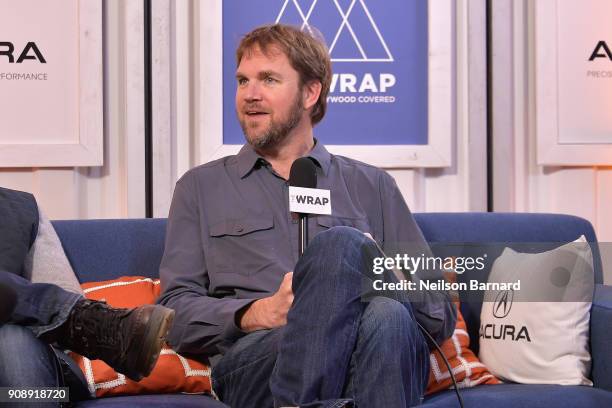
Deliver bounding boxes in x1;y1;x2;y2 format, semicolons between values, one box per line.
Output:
591;284;612;391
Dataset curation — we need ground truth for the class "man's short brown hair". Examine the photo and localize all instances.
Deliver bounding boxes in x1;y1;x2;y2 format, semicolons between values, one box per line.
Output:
236;24;332;126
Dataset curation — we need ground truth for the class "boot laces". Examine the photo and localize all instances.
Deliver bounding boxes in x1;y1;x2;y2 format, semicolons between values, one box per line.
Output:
70;300;130;358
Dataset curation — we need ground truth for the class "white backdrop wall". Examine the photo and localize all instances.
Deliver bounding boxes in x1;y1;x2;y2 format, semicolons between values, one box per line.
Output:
1;0;487;220
491;0;612;240
0;0;147;219
492;0;612;282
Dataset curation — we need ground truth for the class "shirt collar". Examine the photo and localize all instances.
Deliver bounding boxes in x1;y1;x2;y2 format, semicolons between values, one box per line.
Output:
236;144;262;179
236;138;332;179
307;139;331;177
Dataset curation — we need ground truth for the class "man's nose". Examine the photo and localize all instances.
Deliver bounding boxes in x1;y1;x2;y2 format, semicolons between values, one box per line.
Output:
242;81;263;102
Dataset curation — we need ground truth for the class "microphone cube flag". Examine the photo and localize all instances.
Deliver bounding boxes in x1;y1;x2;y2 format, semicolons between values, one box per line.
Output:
288;186;332;215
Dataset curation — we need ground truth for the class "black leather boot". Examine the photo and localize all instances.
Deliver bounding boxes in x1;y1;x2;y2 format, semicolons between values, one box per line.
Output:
46;299;175;381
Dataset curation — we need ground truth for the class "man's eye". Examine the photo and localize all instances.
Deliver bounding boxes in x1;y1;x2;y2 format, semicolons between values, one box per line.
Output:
264;76;276;84
237;78;248;85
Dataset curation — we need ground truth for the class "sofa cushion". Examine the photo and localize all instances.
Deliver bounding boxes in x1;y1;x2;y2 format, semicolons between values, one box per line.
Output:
69;277;213;398
423;383;612;407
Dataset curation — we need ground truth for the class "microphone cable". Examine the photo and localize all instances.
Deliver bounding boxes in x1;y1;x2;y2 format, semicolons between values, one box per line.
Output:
366;238;465;408
417;321;465;408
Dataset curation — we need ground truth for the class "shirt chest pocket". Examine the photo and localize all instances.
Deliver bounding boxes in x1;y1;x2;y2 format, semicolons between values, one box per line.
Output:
207;215;278;276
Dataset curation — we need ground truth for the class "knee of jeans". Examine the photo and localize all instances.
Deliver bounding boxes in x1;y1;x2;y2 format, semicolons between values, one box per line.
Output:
296;226;369;282
310;226;365;250
360;297;418;338
0;324;59;386
306;226;369;266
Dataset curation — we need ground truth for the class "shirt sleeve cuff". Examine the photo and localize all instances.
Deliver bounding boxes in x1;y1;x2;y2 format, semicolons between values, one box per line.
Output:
220;298;259;344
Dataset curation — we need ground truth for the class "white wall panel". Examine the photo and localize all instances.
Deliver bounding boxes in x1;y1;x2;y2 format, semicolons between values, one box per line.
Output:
421;0;487;214
492;0;612;283
151;0;175;218
0;0;146;220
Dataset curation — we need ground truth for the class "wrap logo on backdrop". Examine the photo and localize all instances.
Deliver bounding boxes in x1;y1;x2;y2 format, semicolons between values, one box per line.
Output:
277;0;393;62
222;0;428;145
276;0;396;104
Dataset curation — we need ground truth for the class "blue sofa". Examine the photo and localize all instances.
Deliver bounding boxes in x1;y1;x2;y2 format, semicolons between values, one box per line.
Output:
51;213;612;407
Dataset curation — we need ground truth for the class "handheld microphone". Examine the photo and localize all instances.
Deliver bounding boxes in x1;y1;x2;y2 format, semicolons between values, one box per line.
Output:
289;157;318;256
0;283;17;324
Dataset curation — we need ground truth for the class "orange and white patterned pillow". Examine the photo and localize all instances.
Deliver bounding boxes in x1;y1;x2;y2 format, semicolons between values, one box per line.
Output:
69;276;213;398
425;303;500;394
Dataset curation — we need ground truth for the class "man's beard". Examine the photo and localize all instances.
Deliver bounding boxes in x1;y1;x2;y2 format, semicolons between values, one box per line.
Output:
240;94;303;151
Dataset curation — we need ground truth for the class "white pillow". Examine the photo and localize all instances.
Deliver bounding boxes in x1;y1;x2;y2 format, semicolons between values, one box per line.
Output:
478;235;594;385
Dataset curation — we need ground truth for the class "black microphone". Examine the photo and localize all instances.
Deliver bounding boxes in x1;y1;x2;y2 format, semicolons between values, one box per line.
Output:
0;283;17;324
289;157;317;256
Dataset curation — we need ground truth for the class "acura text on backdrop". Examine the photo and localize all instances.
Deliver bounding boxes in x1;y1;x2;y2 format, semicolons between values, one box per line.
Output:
0;0;79;146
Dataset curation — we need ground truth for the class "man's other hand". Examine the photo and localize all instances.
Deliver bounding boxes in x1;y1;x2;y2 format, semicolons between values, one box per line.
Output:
238;272;294;332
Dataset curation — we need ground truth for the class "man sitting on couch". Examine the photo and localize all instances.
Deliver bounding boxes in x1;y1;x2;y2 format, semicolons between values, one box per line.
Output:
0;186;175;392
157;24;456;408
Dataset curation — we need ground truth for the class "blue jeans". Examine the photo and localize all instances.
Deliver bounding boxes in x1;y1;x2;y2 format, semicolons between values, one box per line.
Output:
0;271;81;337
212;226;430;407
0;271;89;405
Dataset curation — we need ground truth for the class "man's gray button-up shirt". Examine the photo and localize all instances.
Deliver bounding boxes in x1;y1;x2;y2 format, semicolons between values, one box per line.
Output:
157;141;456;363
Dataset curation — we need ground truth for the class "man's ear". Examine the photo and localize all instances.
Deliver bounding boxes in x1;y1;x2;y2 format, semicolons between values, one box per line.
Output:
302;80;322;110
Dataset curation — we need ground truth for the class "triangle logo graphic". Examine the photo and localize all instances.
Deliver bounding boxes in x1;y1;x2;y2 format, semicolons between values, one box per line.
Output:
275;0;394;62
